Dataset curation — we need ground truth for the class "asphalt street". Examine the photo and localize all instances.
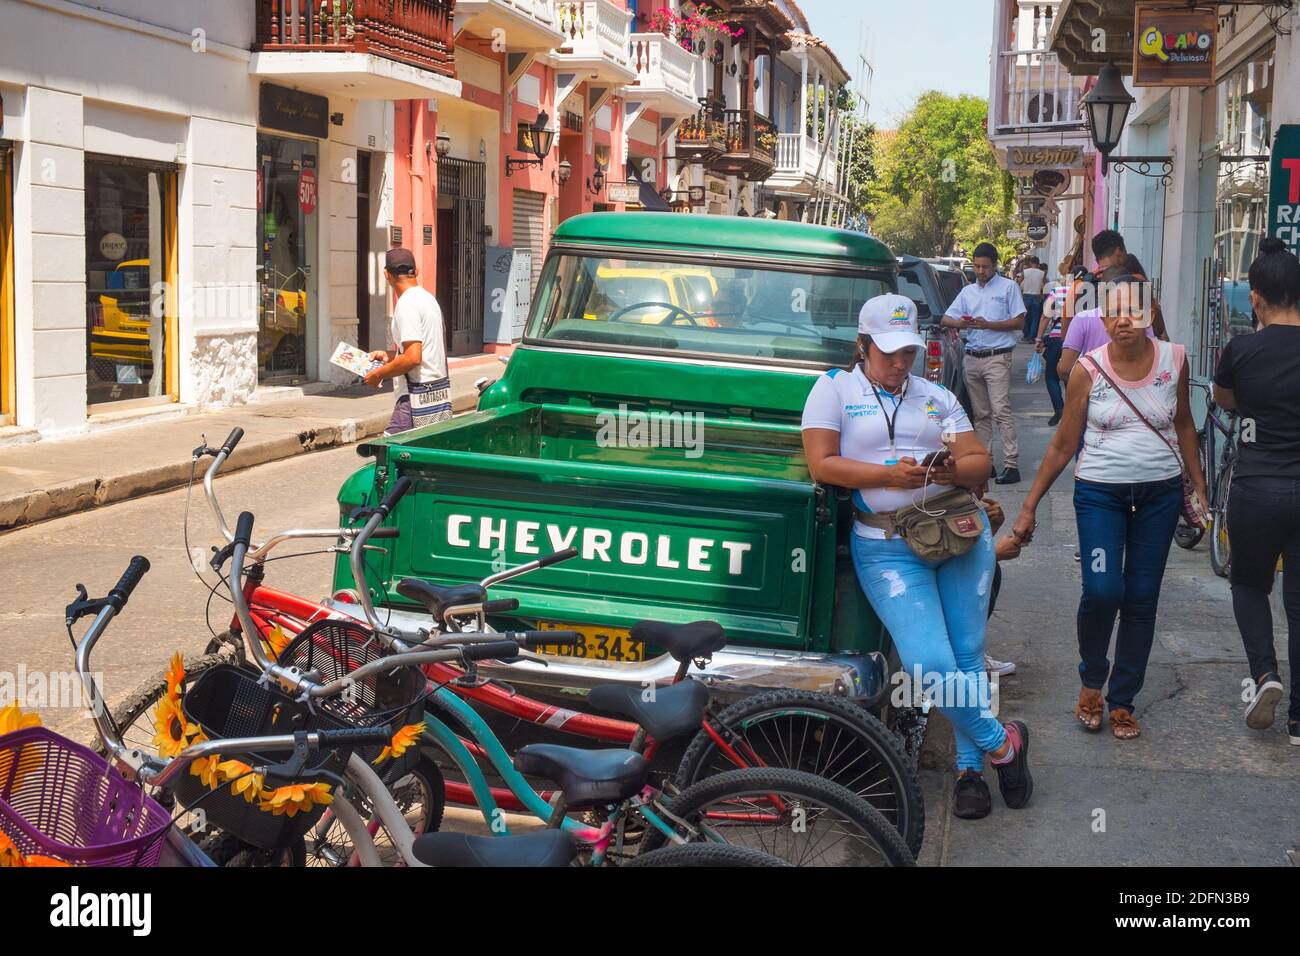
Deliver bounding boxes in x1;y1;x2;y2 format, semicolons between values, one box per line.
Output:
1;353;1296;865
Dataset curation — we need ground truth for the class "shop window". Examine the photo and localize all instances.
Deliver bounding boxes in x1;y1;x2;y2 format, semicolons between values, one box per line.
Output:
257;135;318;384
84;155;178;411
1;145;13;426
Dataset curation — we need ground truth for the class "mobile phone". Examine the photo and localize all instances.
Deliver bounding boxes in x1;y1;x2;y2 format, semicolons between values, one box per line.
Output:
921;449;952;468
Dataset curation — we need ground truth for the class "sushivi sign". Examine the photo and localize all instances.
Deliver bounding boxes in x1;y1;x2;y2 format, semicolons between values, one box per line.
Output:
1269;124;1300;257
1007;146;1082;172
1132;3;1217;88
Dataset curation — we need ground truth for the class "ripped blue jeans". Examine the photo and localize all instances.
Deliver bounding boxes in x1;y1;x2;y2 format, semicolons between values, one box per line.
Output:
851;519;1007;771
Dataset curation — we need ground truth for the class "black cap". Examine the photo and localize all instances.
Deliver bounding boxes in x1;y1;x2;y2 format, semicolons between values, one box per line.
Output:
385;247;417;276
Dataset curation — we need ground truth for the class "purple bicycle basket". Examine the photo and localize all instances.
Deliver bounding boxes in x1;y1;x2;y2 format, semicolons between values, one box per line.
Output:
0;726;172;867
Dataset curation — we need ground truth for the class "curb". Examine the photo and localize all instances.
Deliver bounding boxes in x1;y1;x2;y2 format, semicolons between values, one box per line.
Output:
0;390;478;533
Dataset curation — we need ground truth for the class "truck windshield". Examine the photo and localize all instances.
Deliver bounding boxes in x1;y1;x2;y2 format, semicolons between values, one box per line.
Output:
526;253;892;368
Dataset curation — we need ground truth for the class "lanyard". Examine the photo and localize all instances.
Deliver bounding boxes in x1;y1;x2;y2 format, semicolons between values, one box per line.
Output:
867;376;908;463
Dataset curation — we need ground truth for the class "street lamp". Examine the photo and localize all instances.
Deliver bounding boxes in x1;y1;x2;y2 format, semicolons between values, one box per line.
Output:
1082;65;1134;173
587;166;606;195
505;112;555;176
556;158;572;185
435;128;451;159
1082;63;1173;184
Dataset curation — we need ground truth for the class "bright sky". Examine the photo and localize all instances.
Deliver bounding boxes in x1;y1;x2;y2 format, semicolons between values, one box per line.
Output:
798;0;995;127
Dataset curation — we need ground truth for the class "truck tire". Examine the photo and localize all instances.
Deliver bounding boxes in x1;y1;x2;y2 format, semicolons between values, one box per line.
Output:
639;767;914;866
673;688;924;856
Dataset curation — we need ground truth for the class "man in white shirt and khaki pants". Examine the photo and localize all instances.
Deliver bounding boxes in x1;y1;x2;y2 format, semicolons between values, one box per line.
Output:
942;242;1027;484
365;247;452;435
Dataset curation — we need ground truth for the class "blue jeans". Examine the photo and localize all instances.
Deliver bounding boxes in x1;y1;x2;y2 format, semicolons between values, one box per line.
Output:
1074;477;1182;711
1023;295;1043;341
1042;336;1064;414
851;521;1006;771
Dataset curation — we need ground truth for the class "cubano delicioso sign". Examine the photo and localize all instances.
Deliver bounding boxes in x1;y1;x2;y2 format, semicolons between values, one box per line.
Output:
1132;3;1217;88
259;83;329;139
1007;146;1082;172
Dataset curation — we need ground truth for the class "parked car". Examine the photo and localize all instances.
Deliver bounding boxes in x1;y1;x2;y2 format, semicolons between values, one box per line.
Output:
896;255;967;407
332;213;914;712
925;259;970;305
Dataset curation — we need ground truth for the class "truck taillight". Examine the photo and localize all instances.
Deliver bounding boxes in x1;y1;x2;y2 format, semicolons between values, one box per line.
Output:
926;339;943;382
332;589;361;605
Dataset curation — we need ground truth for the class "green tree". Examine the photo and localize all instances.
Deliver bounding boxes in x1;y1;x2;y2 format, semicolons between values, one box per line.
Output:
867;91;1015;258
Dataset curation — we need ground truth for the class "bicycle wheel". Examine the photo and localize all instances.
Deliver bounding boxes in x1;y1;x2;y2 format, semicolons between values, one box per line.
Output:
638;767;915;867
305;752;445;867
673;689;924;856
102;652;230;768
626;843;792;867
198;831;305;867
1211;458;1234;578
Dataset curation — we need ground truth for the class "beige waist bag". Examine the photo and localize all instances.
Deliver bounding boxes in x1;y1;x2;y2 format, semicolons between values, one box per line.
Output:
854;488;987;562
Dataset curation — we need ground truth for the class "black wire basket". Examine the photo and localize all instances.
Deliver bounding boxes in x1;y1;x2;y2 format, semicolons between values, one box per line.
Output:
176;663;348;850
276;619;429;781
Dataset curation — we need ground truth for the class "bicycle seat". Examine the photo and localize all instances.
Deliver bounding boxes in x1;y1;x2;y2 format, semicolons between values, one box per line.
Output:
632;620;726;664
513;744;647;806
411;829;577;867
396;579;487;621
586;679;709;742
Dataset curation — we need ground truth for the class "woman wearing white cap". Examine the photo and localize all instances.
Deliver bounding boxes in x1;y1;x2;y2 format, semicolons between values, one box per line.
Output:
802;294;1034;820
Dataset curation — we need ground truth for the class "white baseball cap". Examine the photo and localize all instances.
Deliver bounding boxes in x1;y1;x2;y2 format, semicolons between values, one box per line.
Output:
858;294;925;354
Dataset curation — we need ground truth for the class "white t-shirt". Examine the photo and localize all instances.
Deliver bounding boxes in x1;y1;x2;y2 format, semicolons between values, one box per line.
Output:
1020;267;1046;296
801;367;974;539
390;285;447;396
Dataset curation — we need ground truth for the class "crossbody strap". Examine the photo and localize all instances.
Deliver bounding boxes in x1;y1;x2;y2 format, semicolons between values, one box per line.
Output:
1080;353;1183;467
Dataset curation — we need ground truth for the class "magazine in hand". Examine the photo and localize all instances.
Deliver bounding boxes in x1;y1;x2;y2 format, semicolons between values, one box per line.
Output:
330;341;382;378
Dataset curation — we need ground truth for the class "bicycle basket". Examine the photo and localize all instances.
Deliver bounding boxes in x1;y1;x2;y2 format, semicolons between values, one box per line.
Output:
177;664;349;850
277;620;428;778
0;727;172;866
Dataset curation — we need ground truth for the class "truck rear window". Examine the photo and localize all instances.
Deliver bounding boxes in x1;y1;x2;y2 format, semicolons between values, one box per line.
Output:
526;253;891;368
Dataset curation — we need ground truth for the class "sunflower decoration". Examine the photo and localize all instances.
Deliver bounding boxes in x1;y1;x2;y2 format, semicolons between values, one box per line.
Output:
0;703;44;788
372;722;426;766
164;651;186;704
216;759;264;804
261;625;292;659
189;751;223;790
152;692;203;760
0;831;23;868
0;702;42;735
258;782;333;817
21;855;73;867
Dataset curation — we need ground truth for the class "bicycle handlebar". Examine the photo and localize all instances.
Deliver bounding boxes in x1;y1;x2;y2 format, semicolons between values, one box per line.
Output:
221;427;244;456
106;556;150;613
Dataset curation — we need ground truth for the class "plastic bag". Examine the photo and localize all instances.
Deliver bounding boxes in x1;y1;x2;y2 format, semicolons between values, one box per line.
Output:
1025;351;1044;385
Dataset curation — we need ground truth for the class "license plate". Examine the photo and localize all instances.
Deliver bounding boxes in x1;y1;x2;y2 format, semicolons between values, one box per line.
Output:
535;622;645;662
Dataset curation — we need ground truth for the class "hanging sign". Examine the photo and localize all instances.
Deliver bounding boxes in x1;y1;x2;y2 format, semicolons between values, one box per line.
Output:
1007;146;1082;172
259;83;329;139
606;181;641;204
1269;124;1300;257
298;167;317;215
1132;4;1217;88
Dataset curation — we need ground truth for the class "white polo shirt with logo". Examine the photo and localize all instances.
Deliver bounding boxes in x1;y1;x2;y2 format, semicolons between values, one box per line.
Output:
943;274;1027;352
801;367;973;539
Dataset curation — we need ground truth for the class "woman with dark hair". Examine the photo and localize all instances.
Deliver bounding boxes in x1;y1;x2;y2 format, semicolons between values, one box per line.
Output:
1213;237;1300;746
803;294;1033;820
1014;277;1207;739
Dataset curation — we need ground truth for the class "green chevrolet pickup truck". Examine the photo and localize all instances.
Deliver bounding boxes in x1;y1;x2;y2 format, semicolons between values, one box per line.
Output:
331;213;906;710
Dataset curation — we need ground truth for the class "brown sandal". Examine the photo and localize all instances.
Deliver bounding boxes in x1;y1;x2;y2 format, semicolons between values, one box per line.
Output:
1075;687;1104;732
1110;707;1141;740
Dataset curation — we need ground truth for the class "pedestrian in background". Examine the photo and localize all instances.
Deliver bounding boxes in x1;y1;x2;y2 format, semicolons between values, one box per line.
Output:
366;247;452;435
1035;270;1070;426
942;242;1027;484
1020;256;1047;344
1122;253;1169;341
1213;238;1300;746
1014;277;1207;740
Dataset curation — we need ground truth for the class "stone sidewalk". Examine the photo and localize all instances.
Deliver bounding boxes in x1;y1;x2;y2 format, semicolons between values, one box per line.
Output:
0;357;498;531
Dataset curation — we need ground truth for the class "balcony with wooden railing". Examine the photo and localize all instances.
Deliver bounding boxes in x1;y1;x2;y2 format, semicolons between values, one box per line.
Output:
624;32;702;117
709;109;776;180
675;103;726;165
251;0;461;99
